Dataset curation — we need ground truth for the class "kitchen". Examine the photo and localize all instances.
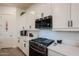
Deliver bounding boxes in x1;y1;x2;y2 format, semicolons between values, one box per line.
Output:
0;3;79;56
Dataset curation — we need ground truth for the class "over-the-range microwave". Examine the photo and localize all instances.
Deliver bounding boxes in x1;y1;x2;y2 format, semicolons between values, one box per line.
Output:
35;15;52;29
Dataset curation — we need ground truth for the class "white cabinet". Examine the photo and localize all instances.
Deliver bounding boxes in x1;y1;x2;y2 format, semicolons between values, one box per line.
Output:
71;4;79;28
53;3;79;31
40;3;52;17
18;37;29;56
53;3;70;29
16;9;28;33
35;4;52;18
48;49;64;56
34;4;42;19
22;39;29;56
23;37;29;56
18;9;37;30
24;13;30;30
25;10;36;30
24;4;42;30
18;38;25;55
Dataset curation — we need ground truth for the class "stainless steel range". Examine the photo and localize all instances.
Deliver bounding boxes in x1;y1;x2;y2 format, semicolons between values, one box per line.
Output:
29;38;54;56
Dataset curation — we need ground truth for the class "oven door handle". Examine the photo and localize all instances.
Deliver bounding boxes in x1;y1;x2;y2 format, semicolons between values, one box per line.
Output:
30;46;46;55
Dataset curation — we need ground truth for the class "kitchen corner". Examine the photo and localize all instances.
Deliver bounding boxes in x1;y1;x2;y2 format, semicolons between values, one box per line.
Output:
0;3;79;56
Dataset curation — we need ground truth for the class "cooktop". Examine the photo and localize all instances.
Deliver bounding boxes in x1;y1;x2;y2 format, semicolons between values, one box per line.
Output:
31;38;54;46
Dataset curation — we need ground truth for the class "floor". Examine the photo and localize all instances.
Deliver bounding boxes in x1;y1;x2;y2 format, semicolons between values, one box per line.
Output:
0;48;25;56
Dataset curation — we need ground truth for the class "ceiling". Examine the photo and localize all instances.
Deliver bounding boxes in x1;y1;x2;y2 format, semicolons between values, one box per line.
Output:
0;3;33;9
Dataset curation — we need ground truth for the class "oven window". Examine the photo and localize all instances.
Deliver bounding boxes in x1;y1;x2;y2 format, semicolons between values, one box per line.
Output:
29;47;46;56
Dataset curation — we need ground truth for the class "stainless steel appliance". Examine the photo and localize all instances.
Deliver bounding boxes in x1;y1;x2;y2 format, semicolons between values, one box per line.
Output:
35;15;52;29
29;38;54;56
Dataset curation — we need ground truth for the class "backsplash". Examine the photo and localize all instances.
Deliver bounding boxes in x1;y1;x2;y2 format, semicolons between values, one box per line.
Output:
38;30;79;46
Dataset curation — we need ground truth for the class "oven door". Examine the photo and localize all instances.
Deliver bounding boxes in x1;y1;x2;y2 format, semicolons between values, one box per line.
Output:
29;46;47;56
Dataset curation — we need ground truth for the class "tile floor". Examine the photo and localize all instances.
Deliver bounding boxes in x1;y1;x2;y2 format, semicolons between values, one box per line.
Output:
0;48;25;56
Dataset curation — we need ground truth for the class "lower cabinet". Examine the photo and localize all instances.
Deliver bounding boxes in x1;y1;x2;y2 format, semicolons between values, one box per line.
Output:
18;38;29;56
22;40;29;56
48;49;64;56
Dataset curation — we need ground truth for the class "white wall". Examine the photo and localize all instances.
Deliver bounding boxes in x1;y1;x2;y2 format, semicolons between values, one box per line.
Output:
0;6;17;38
38;30;79;46
0;6;17;48
0;6;16;14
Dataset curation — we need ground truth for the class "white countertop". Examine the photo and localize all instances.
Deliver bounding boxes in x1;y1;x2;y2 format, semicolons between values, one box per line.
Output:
48;43;79;56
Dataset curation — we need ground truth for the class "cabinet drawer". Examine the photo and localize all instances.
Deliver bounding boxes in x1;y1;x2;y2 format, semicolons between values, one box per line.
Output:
48;49;64;56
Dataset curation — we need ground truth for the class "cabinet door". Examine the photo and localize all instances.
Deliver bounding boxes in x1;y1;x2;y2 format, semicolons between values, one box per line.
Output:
53;3;70;29
24;13;30;30
22;40;29;55
27;10;36;30
24;40;29;55
18;37;29;55
34;4;43;19
18;38;27;55
18;38;24;50
71;3;79;28
34;3;52;18
26;5;40;30
41;3;52;17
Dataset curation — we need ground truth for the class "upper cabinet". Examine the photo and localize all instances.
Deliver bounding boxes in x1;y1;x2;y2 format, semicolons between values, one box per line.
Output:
25;9;36;30
71;4;79;29
16;9;26;31
36;3;52;18
53;3;70;29
53;3;79;31
40;4;52;17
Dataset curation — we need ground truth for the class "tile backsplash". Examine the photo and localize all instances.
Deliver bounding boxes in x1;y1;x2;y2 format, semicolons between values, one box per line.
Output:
38;30;79;46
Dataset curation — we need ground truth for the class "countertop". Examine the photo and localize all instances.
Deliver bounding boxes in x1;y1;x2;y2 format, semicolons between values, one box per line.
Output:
48;43;79;56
